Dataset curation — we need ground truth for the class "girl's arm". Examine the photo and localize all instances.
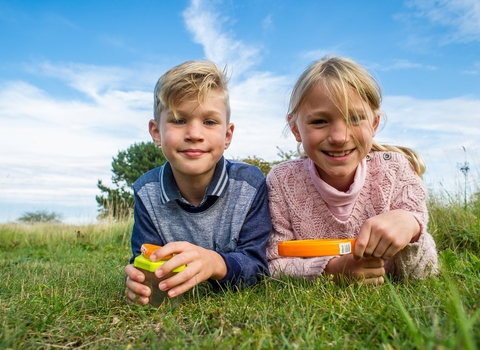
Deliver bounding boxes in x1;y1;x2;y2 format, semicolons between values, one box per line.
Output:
266;167;334;279
356;153;438;279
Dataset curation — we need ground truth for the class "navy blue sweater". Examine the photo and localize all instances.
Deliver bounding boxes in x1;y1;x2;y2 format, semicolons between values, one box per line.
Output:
130;157;272;288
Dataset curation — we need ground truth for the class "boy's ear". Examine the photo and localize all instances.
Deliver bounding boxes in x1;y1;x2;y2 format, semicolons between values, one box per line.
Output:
224;123;234;150
149;119;162;146
288;114;302;142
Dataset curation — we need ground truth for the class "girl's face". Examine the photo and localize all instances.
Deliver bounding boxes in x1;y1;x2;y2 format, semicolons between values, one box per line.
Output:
290;82;379;192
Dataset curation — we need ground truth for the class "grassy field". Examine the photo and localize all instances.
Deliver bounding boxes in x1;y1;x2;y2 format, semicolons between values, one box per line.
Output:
1;194;479;349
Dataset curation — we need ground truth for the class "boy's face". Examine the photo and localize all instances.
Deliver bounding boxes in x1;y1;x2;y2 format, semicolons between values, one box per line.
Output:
149;90;234;182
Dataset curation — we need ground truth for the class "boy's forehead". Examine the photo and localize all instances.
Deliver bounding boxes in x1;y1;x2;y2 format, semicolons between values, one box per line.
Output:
163;91;228;116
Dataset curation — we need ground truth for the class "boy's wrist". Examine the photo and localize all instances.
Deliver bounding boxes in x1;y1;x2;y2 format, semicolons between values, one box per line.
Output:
209;250;228;280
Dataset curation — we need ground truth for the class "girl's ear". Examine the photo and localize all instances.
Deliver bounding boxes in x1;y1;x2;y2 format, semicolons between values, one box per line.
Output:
371;114;380;136
288;114;302;142
149;119;162;146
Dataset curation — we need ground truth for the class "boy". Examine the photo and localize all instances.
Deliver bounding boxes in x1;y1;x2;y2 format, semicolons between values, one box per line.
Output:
125;60;272;305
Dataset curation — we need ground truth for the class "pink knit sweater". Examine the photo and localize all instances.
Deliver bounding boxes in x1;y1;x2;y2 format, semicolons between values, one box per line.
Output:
266;151;439;280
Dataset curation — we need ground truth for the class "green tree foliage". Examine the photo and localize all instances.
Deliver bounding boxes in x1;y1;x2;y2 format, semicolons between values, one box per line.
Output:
96;142;167;220
18;210;63;223
242;147;299;176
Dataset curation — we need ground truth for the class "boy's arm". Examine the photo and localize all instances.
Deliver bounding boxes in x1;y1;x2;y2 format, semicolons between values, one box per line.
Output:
211;179;272;289
129;191;165;264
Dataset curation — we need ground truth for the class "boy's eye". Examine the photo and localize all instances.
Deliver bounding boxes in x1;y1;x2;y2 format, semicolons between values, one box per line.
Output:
311;119;327;125
172;118;186;125
204;120;218;126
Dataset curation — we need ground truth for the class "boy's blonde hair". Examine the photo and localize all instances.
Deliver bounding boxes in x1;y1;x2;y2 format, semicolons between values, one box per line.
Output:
154;60;231;124
288;55;425;176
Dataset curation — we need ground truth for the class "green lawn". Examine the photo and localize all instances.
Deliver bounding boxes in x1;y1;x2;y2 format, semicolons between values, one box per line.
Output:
1;197;479;349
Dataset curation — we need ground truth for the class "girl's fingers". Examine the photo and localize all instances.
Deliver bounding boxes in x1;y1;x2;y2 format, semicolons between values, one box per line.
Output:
359;276;385;285
360;257;385;268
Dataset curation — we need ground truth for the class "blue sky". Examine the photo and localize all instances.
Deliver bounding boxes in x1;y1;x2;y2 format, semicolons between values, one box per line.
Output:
1;0;479;223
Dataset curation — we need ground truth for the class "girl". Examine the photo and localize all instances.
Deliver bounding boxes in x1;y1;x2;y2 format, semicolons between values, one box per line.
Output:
267;56;438;284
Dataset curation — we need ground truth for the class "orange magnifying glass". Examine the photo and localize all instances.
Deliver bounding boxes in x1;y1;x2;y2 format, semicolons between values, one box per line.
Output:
278;238;356;257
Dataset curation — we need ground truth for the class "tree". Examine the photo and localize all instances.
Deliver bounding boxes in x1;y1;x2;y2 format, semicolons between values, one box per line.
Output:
242;147;299;177
18;210;63;223
96;142;167;220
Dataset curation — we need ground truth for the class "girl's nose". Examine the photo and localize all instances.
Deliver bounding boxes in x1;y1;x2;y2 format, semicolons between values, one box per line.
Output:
328;120;349;145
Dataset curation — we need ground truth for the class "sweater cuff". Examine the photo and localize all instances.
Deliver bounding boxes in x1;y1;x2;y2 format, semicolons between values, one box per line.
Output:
208;252;241;287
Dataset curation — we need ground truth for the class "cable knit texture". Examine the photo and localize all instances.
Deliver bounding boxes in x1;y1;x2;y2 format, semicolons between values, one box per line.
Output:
267;151;439;280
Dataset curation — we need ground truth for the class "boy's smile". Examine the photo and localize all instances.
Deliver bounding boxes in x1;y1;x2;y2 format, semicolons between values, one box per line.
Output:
150;90;234;204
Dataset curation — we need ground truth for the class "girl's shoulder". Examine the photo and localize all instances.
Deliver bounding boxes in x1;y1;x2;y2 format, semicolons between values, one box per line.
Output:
367;151;421;182
367;151;411;168
269;158;308;173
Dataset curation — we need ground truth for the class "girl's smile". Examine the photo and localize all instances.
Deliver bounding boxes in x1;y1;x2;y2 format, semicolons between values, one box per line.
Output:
322;149;355;157
290;82;379;192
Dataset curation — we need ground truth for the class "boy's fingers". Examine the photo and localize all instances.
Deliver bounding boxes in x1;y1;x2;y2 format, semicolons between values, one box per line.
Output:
151;241;190;261
125;264;145;283
125;288;149;305
126;276;150;297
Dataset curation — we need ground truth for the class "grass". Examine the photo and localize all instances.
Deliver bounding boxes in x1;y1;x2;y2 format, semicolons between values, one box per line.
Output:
1;197;479;349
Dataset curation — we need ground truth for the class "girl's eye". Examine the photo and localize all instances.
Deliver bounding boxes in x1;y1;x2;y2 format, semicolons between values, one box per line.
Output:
349;115;363;124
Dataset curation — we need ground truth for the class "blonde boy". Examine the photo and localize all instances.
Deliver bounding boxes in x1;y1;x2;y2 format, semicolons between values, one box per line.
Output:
125;60;271;304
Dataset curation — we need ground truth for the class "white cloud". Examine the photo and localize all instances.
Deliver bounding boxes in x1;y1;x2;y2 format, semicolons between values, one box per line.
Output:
0;64;154;223
227;72;296;160
377;59;437;71
182;0;262;77
379;94;480;192
408;0;480;43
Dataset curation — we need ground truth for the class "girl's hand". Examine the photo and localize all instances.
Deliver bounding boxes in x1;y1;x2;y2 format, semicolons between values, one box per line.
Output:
354;209;420;261
124;264;150;305
324;254;385;285
150;241;227;298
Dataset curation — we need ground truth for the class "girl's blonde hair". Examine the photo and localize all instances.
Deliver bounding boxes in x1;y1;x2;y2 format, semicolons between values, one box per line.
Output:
154;60;230;124
288;55;425;176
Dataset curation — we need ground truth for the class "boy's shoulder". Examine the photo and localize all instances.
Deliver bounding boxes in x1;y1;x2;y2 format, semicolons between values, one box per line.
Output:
226;159;266;188
133;166;162;192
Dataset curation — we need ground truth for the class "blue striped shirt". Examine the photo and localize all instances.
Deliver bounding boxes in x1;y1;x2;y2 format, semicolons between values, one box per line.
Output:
130;156;272;288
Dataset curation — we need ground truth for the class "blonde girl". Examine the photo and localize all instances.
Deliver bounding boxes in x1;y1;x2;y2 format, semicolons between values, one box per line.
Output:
267;56;438;284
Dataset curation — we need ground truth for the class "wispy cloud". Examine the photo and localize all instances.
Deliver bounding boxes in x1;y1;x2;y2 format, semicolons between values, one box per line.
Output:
301;49;340;62
380;94;480;190
0;64;154;222
461;61;480;75
407;0;480;43
377;59;437;71
182;0;261;77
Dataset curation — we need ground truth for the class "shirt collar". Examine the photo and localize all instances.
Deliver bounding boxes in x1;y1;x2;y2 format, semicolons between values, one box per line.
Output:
159;156;229;206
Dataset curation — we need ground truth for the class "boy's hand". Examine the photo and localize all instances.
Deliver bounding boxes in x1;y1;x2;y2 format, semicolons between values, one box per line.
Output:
325;254;385;285
150;241;227;298
354;209;420;261
124;264;150;305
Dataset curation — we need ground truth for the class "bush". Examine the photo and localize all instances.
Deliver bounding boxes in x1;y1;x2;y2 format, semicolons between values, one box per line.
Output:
17;210;63;224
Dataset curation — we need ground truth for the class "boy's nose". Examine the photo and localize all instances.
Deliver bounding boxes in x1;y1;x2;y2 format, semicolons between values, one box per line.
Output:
185;121;204;141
